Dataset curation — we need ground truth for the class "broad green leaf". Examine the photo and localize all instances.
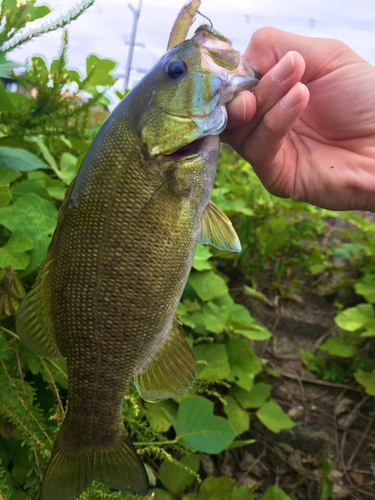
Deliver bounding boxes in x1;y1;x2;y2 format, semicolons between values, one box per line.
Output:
11;446;30;486
0;235;33;270
144;403;172;433
228;304;271;340
354;370;375;395
30;4;51;21
223;396;250;435
177;396;235;453
232;486;254;500
193;245;213;271
188;271;228;301
194;344;231;381
11;181;50;200
256;401;294;433
199;477;235;500
334;304;374;332
150;489;173;500
0;193;58;274
85;54;117;87
234;383;271;409
263;486;292;500
159;456;199;494
202;301;228;334
0;54;22;78
0;184;12;208
355;277;375;303
0;83;17;113
226;338;262;390
0;167;21;184
318;338;356;358
0;147;48;172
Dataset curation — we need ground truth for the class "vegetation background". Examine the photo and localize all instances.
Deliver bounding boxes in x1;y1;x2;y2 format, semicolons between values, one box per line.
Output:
0;2;374;499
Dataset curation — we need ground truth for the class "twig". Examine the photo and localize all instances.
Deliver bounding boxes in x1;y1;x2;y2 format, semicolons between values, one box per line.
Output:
344;417;373;474
39;357;65;416
274;368;361;392
15;351;26;394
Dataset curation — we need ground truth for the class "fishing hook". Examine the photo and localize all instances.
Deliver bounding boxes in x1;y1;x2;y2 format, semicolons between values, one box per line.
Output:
197;10;213;28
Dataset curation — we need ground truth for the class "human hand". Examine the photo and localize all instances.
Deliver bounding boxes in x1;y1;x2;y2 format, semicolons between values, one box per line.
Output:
222;27;375;212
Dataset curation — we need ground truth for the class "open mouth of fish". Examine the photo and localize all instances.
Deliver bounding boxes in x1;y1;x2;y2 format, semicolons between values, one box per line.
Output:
163;136;207;160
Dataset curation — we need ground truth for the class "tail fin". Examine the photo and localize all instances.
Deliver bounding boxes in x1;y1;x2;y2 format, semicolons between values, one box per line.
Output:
40;430;149;500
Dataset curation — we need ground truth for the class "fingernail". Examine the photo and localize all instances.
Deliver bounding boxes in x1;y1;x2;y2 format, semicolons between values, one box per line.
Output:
241;94;247;121
271;52;295;83
280;84;303;110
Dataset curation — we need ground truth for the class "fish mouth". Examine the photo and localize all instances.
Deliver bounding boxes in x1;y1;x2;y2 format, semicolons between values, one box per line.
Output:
162;136;207;161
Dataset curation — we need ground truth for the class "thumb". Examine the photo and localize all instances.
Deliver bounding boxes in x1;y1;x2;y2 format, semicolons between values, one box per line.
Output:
244;27;346;82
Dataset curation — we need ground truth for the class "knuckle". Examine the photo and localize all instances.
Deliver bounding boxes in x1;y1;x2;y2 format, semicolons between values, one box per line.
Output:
250;27;276;50
262;111;278;135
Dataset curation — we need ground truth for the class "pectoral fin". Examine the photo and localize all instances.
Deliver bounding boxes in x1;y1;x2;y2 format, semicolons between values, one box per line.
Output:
134;318;196;403
197;201;241;252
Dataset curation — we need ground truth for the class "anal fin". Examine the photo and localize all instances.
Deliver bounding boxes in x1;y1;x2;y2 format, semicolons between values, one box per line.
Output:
197;200;241;252
134;318;196;403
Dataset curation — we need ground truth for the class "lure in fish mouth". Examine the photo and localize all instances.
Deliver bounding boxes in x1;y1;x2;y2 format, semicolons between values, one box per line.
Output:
16;3;260;500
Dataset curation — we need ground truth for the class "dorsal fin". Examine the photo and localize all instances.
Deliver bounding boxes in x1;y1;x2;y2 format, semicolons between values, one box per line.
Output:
197;200;241;252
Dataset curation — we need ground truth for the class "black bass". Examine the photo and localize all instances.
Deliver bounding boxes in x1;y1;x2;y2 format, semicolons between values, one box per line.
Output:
16;4;259;499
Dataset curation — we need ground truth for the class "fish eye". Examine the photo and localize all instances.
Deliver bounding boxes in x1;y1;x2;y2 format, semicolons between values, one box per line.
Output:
165;59;188;80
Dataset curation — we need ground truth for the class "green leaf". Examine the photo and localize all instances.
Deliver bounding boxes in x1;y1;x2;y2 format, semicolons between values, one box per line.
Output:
0;184;12;208
228;439;255;449
263;486;292;500
193;245;213;271
159;456;199;494
318;338;356;358
256;401;294;433
0;147;48;172
202;301;228;334
85;54;117;87
226;338;262;390
150;489;173;500
234;383;271;409
320;457;333;500
0;54;22;79
228;303;271;340
0;193;58;274
354;370;375;395
194;343;231;381
11;181;50;200
0;167;21;184
355;276;375;303
30;4;51;21
223;396;250;435
199;477;235;500
0;83;17;113
232;486;254;500
177;396;235;453
188;271;228;301
144;403;172;433
0;235;33;270
334;304;374;332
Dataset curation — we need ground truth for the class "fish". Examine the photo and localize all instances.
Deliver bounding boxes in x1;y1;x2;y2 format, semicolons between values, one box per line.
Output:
16;3;259;499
